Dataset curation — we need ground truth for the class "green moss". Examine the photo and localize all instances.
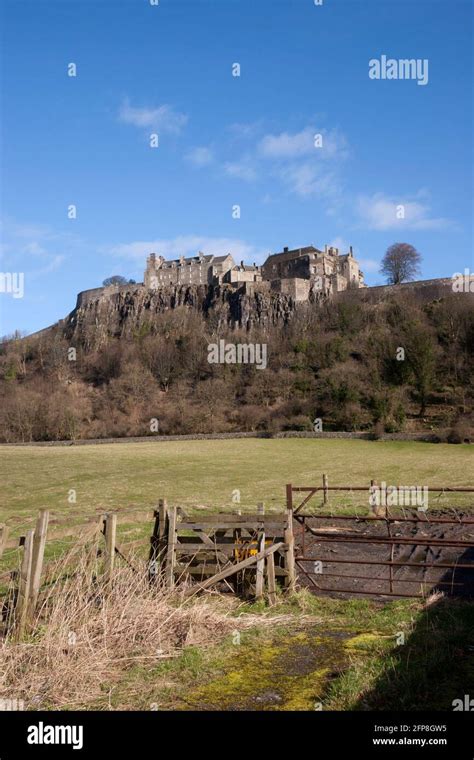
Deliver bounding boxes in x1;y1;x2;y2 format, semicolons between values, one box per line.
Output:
181;630;350;711
344;632;387;650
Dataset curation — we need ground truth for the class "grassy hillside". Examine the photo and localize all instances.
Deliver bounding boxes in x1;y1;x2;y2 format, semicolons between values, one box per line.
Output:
2;437;473;523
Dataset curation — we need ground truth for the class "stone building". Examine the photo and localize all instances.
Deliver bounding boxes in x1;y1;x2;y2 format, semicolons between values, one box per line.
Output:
144;242;365;300
261;244;365;294
223;262;262;285
144;252;235;288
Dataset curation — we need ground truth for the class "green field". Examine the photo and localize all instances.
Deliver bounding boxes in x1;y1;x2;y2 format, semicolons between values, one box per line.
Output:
1;437;474;711
1;438;473;524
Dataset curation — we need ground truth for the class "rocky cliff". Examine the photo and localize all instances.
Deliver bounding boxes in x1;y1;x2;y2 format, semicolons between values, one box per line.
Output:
58;276;467;349
64;283;307;347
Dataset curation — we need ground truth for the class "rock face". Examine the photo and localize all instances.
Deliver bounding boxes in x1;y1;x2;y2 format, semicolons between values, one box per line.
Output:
64;283;306;347
59;276;467;349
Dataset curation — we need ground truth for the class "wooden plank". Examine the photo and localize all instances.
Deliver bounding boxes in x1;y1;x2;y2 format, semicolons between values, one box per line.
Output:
255;503;265;600
175;563;288;577
186;542;285;594
188;527;230;564
178;521;285;532
104;513;117;581
284;508;296;592
178;514;286;525
15;528;34;640
27;509;49;621
175;541;281;555
165;506;177;588
266;551;277;606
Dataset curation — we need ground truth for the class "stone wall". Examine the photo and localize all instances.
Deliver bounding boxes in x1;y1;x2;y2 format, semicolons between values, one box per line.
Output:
3;429;456;447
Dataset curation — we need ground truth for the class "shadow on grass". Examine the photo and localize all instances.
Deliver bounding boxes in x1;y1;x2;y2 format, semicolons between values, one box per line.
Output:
351;556;474;710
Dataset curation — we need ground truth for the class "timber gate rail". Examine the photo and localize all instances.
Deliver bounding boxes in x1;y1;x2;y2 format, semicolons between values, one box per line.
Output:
288;479;474;599
0;501;296;640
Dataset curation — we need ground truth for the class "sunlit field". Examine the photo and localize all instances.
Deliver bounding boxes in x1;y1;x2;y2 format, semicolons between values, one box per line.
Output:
2;438;473;523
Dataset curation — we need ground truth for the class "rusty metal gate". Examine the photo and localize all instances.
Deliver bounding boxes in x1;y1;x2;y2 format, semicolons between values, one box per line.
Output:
287;482;474;599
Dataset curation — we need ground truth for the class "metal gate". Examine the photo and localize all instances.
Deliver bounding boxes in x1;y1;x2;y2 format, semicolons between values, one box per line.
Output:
287;482;474;599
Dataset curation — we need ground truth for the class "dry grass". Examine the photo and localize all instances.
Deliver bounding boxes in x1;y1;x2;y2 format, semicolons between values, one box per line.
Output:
0;549;323;711
0;550;267;710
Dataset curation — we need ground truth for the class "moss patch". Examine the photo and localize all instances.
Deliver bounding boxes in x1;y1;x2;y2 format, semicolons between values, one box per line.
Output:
179;630;352;711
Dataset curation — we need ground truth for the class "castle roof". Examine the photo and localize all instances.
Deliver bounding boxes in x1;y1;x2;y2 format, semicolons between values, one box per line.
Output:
160;254;214;268
265;245;322;262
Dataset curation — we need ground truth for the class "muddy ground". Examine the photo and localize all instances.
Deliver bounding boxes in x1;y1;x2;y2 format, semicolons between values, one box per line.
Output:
293;510;474;599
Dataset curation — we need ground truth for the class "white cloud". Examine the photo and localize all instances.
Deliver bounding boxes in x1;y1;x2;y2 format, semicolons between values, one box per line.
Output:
0;218;74;276
223;162;257;182
279;163;340;200
21;241;49;256
119;98;188;134
30;254;65;277
259;127;348;160
185;146;214;167
106;235;269;266
357;192;451;231
227;120;263;138
358;258;380;273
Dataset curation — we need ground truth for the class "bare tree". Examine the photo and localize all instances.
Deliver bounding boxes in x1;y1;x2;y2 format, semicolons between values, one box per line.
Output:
380;243;421;285
102;275;128;287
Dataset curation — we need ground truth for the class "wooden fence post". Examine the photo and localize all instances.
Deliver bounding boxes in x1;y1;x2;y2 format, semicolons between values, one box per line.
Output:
158;499;168;565
15;528;34;640
323;473;329;505
255;503;265;600
370;479;383;516
165;506;177;588
104;513;117;581
88;514;104;571
0;524;9;559
266;552;277;606
27;509;49;621
284;508;296;593
149;498;168;584
233;509;242;595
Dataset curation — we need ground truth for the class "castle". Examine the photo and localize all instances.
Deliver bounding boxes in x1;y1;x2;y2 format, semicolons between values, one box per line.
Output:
144;243;365;301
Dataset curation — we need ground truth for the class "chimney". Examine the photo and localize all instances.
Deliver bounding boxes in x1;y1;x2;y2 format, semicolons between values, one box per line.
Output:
283;246;289;253
240;260;244;268
349;245;353;256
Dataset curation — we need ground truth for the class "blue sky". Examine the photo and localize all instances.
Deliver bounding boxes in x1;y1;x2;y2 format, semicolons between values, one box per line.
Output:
0;0;473;335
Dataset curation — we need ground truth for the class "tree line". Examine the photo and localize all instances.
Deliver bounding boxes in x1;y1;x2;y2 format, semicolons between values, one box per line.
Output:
0;288;472;443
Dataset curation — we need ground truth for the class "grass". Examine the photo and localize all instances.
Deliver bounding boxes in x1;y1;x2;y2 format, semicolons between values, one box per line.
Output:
1;438;473;524
2;438;473;711
1;542;472;712
114;591;474;712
